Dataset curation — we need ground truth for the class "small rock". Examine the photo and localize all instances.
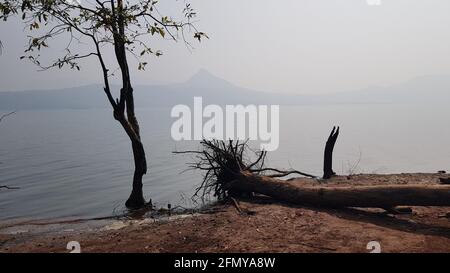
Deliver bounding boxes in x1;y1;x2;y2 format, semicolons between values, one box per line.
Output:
438;170;447;174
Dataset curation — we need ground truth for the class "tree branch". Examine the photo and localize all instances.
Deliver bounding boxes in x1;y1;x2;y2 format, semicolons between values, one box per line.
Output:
0;185;20;190
0;111;15;123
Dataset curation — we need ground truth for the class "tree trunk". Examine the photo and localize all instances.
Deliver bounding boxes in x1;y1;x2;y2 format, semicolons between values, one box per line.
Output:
125;140;147;209
323;126;339;179
112;1;148;209
122;87;148;209
230;172;450;208
114;110;147;209
90;0;149;209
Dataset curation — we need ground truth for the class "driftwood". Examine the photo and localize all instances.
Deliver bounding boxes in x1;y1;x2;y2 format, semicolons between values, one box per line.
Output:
176;140;450;210
231;172;450;208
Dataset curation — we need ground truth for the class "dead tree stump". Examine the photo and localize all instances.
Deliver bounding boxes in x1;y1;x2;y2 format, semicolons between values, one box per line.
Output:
323;126;339;179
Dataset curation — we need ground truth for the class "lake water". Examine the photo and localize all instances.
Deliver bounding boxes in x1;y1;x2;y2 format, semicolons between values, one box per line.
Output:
0;104;449;221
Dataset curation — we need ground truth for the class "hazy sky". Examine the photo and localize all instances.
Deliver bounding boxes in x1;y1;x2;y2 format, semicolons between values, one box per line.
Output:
1;0;450;94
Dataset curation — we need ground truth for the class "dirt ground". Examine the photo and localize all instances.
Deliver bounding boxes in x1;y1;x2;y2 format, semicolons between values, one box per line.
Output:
1;173;450;253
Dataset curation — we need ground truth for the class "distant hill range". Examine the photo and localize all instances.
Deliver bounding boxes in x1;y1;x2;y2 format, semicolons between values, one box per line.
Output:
1;69;449;110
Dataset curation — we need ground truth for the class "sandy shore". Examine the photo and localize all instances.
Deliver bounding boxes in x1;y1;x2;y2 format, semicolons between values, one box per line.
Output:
1;173;450;253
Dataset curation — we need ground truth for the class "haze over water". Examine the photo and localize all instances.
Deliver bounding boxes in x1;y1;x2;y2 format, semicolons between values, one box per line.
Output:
0;103;449;221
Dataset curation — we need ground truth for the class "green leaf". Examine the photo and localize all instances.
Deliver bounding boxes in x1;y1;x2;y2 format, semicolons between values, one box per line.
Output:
158;28;165;38
194;32;209;42
150;26;156;35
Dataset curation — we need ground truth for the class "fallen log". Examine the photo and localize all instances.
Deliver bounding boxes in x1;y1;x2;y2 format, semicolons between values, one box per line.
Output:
230;172;450;208
176;139;450;209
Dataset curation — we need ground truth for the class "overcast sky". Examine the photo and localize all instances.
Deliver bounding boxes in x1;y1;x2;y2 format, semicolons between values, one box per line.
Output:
1;0;450;94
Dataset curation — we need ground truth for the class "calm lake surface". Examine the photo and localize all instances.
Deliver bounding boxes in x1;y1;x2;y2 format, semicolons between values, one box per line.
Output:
0;104;449;221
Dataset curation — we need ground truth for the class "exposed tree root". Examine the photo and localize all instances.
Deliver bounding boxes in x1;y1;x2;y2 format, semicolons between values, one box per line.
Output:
174;139;317;201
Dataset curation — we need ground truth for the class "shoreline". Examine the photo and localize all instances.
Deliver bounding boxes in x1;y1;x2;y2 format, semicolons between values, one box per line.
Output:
1;172;450;253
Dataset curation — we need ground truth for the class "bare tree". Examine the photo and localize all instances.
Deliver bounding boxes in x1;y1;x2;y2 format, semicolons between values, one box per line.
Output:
0;0;206;208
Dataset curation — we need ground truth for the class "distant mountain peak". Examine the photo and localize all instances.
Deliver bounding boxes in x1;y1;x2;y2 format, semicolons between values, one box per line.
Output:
193;68;212;77
185;69;233;88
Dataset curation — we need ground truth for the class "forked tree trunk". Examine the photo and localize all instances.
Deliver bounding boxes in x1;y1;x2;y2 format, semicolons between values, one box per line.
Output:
111;0;148;209
230;172;450;208
323;126;339;179
114;91;148;209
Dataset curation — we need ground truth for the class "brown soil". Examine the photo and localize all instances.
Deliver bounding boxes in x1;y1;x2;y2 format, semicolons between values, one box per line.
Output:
1;173;450;253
